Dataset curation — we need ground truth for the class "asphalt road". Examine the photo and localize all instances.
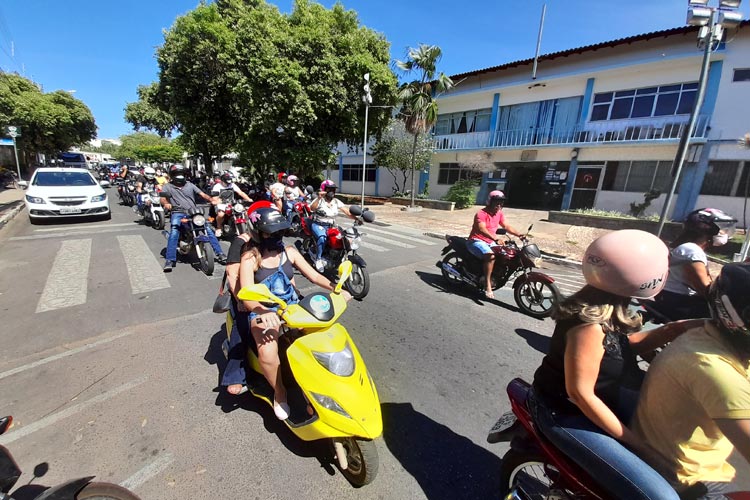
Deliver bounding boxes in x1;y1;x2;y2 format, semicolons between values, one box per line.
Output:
0;199;746;499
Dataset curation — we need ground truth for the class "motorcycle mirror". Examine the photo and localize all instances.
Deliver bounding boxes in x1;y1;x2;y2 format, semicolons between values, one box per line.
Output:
0;416;12;435
362;210;376;223
17;181;28;189
334;261;353;294
305;185;314;194
237;284;288;310
495;228;507;235
349;205;363;217
33;462;49;478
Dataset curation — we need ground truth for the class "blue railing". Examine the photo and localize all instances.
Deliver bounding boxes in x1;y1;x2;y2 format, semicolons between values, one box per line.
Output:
433;115;710;151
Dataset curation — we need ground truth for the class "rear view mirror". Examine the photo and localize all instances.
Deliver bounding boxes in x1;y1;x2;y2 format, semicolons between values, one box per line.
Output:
17;181;28;189
527;224;533;233
349;205;363;217
362;210;376;223
305;185;314;194
334;261;353;294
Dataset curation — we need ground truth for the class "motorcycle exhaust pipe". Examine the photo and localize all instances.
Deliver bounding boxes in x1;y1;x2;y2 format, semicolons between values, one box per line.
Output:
440;262;476;286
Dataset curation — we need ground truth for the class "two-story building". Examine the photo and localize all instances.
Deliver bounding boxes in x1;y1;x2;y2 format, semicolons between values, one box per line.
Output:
428;21;750;221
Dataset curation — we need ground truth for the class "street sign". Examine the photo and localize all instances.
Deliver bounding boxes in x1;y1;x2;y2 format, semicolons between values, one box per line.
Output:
6;126;20;138
0;138;13;146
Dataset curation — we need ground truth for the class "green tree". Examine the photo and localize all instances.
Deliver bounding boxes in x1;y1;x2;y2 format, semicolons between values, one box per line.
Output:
372;119;432;195
396;45;454;207
119;132;183;164
0;73;97;168
124;83;177;137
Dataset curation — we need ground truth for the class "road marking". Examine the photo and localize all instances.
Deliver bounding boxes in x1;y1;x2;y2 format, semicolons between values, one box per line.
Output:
362;233;416;249
360;241;388;252
120;452;174;491
34;222;134;233
0;377;147;445
548;276;586;287
361;226;437;245
11;226;141;241
36;239;91;313
118;235;171;294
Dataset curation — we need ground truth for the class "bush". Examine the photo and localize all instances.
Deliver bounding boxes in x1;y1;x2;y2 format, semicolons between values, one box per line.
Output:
443;179;479;209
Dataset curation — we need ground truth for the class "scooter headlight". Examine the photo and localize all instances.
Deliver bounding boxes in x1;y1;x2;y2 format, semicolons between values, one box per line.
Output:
312;342;355;376
192;214;206;226
310;392;351;419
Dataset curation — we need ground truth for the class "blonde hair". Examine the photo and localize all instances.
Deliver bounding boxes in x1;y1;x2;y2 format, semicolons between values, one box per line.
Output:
552;285;642;333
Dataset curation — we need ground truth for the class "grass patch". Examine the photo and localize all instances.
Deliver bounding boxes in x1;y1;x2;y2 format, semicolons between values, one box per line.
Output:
567;208;661;221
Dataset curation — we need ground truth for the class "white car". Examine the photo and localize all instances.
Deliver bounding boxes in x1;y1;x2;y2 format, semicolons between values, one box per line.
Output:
20;168;110;223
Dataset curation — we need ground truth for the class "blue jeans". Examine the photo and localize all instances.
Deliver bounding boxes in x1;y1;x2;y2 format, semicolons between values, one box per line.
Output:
529;391;679;500
466;238;498;259
222;300;251;387
166;212;224;262
311;222;329;260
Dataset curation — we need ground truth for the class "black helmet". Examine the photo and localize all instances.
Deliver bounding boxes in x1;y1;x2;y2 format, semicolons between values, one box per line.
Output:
684;208;737;237
252;207;290;236
220;171;233;184
708;262;750;340
169;165;187;186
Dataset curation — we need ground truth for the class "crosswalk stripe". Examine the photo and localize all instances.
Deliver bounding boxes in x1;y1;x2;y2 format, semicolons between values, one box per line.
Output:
360;241;389;252
361;226;437;245
363;233;416;249
117;235;171;294
36;239;92;313
11;226;141;241
549;276;586;287
34;222;134;233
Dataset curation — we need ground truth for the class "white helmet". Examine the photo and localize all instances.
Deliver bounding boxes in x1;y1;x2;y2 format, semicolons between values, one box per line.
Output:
143;167;156;180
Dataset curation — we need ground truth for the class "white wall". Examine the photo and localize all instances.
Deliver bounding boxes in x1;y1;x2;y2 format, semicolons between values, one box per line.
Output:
594;191;678;219
711;33;750;142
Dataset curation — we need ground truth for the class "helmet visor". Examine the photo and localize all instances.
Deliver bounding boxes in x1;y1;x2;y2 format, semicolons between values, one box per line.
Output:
717;221;737;238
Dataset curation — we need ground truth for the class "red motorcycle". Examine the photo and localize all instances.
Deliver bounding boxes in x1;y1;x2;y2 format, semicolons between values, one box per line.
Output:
488;378;750;500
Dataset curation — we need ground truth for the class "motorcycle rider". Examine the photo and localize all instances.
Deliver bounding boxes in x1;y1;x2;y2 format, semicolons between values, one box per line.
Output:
466;190;523;299
238;207;350;419
651;208;737;320
211;171;253;238
154;168;169;187
269;173;287;212
135;166;156;215
309;180;355;272
283;175;303;216
159;164;227;272
530;230;704;500
633;262;750;499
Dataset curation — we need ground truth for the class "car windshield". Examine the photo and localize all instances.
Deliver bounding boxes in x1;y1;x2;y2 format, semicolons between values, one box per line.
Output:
33;172;96;187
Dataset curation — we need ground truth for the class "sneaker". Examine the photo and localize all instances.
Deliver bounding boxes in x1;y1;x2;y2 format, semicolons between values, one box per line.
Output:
273;400;290;420
315;259;325;272
163;260;176;273
215;228;223;238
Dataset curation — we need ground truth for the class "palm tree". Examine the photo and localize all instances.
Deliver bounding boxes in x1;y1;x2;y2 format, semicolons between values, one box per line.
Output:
397;44;454;208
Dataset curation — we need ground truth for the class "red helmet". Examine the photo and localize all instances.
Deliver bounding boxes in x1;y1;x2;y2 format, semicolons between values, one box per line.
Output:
582;230;669;299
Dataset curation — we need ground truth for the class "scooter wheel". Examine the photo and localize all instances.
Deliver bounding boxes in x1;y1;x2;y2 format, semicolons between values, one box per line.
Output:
333;437;379;487
75;482;141;500
154;211;165;230
499;449;553;497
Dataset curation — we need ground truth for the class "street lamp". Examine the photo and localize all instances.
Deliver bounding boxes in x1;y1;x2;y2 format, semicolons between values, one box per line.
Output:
656;0;744;237
360;73;372;208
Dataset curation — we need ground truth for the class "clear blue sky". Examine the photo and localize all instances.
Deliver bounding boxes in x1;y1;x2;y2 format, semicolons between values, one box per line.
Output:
0;0;744;140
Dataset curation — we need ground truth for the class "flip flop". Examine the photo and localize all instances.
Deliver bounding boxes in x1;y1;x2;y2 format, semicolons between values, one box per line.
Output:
483;290;495;299
227;385;248;396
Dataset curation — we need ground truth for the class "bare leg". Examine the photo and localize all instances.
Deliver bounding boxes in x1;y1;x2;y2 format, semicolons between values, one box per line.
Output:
484;254;496;298
216;211;225;231
251;325;287;404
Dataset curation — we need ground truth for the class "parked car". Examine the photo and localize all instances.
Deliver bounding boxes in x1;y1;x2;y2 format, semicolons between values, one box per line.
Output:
19;168;110;224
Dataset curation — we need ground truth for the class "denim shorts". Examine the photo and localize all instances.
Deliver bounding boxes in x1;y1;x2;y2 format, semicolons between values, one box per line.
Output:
466;239;498;258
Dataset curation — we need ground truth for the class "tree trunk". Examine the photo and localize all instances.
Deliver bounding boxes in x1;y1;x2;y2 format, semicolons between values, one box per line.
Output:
409;132;419;208
201;144;213;176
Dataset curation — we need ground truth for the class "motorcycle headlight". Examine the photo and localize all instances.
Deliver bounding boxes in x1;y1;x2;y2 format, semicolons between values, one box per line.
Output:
25;195;45;204
233;203;245;213
192;214;206;226
310;392;351;419
90;194;107;202
312;342;355;376
348;236;361;250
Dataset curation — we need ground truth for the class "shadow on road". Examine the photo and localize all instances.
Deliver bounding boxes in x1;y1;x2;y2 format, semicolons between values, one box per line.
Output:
514;328;551;355
414;270;521;314
382;402;502;499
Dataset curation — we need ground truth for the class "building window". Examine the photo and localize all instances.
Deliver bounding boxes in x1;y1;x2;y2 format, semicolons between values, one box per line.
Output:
437;163;483;185
736;163;750;198
601;160;679;193
342;164;376;182
733;69;750;82
435;108;492;135
590;83;698;121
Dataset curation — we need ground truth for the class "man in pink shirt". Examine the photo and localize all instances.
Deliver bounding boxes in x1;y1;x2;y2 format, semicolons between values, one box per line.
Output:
467;190;522;298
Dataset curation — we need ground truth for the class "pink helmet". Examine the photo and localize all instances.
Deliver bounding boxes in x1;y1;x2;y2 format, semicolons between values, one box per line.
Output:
287;175;298;185
320;180;337;191
582;229;669;299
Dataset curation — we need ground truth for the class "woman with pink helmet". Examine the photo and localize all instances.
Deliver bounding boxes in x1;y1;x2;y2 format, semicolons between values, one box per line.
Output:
309;180;355;272
529;230;703;499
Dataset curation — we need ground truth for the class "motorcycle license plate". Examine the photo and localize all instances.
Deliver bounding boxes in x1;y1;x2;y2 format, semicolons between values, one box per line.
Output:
59;207;82;214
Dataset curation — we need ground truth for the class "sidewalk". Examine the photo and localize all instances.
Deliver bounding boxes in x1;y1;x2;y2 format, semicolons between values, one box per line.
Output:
0;187;25;229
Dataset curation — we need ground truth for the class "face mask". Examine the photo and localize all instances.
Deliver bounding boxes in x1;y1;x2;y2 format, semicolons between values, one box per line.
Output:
325;191;335;201
712;233;729;246
260;234;284;252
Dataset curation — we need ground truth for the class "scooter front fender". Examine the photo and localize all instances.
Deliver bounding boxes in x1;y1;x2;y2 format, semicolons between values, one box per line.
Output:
287;325;382;441
34;477;94;500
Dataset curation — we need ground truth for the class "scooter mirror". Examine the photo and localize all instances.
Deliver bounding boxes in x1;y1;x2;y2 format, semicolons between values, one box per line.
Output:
362;210;376;223
334;261;354;294
349;205;363;217
237;284;288;310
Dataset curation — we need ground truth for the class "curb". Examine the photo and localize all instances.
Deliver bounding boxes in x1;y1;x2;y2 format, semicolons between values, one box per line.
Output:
0;201;24;229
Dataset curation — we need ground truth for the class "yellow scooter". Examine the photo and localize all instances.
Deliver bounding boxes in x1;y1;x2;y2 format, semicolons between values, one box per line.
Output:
231;261;382;487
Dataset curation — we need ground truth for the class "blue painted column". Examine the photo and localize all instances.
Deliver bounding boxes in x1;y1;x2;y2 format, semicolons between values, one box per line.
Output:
418;169;429;194
338;154;343;186
561;78;595;210
374;166;380;196
673;60;723;221
561;157;579;210
487;93;501;147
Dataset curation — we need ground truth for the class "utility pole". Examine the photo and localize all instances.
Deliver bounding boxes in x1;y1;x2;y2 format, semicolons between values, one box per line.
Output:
360;73;372;208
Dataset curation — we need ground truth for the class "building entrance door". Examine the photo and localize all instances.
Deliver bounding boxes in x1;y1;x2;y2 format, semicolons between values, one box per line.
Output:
570;165;603;210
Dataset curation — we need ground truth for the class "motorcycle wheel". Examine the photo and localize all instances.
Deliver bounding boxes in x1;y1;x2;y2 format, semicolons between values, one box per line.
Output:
499;449;556;499
333;437;379;488
440;252;464;288
198;242;215;276
153;211;165;230
514;278;559;319
344;263;370;300
75;482;141;500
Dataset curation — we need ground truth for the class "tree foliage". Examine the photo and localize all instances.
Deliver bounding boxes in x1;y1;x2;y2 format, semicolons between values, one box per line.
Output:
131;0;397;177
118;132;183;164
124;83;177;137
0;73;97;167
372;119;432;194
